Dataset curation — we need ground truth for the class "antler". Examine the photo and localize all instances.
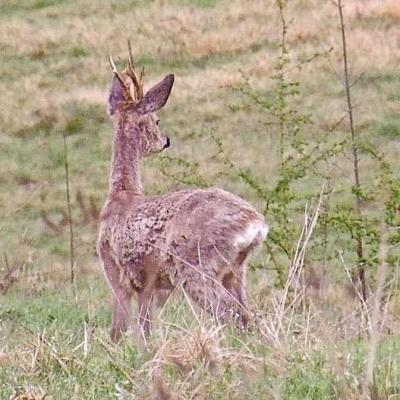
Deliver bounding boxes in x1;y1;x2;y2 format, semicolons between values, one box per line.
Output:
126;39;144;101
109;53;131;99
108;41;145;104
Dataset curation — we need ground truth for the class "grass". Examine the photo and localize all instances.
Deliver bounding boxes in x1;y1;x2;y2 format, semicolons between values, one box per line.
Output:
0;0;399;398
2;274;399;399
377;115;400;140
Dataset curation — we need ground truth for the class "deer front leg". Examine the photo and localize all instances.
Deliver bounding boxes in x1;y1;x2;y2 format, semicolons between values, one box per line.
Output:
110;285;133;342
99;244;134;342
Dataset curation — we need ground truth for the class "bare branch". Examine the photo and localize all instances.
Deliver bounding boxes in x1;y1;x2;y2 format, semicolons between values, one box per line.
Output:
336;0;367;301
62;131;75;286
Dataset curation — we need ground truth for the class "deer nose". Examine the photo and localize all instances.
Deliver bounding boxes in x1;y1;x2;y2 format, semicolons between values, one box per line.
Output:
164;137;171;149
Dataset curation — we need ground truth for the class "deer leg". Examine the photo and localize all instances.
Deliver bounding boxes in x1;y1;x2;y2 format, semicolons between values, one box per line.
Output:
110;285;133;342
221;268;249;328
155;288;173;308
138;287;154;338
222;247;257;328
99;244;134;342
181;266;243;325
137;261;161;338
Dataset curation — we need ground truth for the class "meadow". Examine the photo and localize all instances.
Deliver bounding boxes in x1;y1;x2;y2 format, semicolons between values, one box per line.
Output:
0;0;400;398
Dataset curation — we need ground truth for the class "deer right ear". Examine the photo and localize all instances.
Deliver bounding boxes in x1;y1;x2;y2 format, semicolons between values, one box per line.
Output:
109;75;126;116
135;74;174;115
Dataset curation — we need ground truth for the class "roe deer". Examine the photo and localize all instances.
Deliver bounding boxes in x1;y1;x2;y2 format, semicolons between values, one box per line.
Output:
97;48;268;341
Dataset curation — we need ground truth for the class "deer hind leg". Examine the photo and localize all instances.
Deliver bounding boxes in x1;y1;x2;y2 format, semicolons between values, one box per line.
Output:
219;241;262;328
137;256;167;338
99;244;134;342
180;264;243;325
221;266;249;328
138;282;155;338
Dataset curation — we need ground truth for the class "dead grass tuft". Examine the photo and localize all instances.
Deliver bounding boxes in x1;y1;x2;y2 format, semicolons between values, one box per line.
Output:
0;255;20;295
160;324;221;373
11;389;46;400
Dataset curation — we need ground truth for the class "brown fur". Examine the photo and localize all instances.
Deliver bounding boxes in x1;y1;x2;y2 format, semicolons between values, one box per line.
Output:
97;70;268;341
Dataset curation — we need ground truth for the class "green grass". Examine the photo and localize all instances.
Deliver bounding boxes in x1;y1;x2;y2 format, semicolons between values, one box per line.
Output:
377;115;400;140
0;0;399;398
180;0;218;8
2;279;399;399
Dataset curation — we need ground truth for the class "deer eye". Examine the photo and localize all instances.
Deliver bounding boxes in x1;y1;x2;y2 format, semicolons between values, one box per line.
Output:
156;119;160;126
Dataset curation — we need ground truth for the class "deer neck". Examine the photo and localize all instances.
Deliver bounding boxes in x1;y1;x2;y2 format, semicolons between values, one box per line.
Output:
109;117;143;196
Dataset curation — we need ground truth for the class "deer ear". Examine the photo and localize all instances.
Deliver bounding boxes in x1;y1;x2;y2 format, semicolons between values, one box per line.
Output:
109;75;126;116
135;74;174;115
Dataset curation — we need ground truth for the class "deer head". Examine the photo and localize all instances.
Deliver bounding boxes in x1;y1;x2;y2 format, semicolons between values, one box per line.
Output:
108;43;174;157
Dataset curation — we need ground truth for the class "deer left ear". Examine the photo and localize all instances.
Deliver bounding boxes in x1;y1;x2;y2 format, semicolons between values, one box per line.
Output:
109;75;127;116
135;74;174;115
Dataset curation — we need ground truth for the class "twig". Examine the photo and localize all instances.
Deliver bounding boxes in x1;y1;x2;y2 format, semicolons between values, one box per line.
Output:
277;186;324;338
336;0;366;301
362;229;389;399
62;131;75;285
276;0;288;167
339;252;371;331
282;47;334;76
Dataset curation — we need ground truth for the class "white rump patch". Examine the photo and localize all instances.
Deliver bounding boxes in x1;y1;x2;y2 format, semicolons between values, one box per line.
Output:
234;221;269;249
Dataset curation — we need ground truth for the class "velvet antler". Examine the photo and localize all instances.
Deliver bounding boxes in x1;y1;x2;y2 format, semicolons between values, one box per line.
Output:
109;40;145;103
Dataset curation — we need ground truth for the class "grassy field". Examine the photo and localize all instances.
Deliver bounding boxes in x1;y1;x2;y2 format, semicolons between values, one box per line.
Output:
1;0;400;398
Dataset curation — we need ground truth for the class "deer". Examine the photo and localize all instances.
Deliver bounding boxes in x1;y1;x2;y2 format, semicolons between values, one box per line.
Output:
97;46;268;341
